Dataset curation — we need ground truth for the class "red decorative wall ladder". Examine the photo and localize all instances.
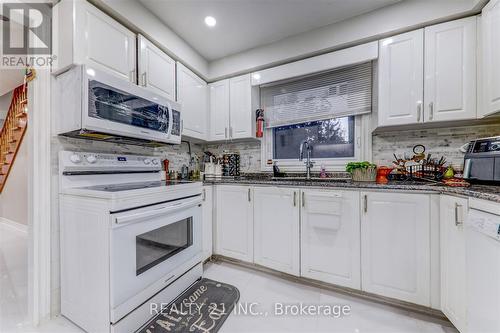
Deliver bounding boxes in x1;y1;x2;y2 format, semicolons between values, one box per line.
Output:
0;85;28;193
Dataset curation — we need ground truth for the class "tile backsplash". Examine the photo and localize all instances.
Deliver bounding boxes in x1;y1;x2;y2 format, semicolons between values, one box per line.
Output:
205;141;262;172
372;123;500;167
202;123;500;171
53;123;500;174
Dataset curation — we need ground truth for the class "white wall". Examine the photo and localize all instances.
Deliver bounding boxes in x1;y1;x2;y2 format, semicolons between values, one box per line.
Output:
208;0;487;80
0;138;28;225
0;91;13;128
92;0;209;79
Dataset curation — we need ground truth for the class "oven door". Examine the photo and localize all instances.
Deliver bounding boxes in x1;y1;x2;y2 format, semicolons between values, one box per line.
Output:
82;67;180;143
109;196;202;317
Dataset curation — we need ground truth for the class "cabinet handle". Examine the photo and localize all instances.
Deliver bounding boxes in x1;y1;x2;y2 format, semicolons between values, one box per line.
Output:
455;203;463;226
141;72;147;87
363;194;368;213
225;127;228;139
293;191;297;207
202;188;206;201
417;102;422;122
302;192;305;207
429;102;434;121
229;127;233;138
248;188;251;202
129;70;136;83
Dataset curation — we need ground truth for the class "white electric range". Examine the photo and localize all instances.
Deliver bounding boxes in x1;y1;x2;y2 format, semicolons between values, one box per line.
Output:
58;151;203;333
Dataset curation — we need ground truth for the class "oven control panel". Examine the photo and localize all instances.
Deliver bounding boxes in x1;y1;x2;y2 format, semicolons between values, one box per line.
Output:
62;151;161;171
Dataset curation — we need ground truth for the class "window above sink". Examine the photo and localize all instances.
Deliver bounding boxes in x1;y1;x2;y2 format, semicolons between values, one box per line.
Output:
259;63;373;172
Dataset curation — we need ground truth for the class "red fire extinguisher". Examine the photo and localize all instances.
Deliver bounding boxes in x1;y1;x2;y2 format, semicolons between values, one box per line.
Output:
256;109;264;138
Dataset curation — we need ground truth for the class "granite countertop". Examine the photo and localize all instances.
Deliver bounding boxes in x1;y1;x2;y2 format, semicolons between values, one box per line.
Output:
203;176;500;203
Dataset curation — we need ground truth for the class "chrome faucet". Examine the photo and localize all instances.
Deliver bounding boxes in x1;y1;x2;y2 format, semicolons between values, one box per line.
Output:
299;140;314;180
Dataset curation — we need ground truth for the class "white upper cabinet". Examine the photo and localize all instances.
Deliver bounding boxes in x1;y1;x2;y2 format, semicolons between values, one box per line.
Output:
440;195;468;333
209;80;230;141
53;0;136;82
361;192;431;306
480;0;500;117
378;17;478;127
138;35;176;99
253;187;300;276
378;29;424;127
301;189;361;289
209;75;256;141
214;185;254;262
177;63;208;140
229;74;255;139
424;17;477;122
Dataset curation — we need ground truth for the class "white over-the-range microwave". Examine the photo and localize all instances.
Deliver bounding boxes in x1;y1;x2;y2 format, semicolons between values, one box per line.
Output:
54;65;182;145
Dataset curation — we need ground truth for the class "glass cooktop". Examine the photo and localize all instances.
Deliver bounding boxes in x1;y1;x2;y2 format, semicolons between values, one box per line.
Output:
81;180;193;192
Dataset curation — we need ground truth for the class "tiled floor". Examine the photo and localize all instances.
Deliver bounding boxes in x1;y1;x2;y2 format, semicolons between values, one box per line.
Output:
7;259;458;333
0;223;30;333
203;261;458;333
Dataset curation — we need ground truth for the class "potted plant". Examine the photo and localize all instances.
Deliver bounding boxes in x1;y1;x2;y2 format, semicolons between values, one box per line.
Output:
346;161;377;182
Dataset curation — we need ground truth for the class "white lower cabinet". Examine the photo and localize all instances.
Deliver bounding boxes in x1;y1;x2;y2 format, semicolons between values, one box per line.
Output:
301;189;361;289
211;186;447;310
202;186;213;262
253;187;300;275
440;195;468;333
214;185;253;262
360;191;431;306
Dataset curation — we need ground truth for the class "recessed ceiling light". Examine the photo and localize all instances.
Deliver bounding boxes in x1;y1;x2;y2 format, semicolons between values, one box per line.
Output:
204;16;216;27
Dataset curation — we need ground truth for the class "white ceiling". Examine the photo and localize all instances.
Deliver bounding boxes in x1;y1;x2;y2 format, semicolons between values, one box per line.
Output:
139;0;402;61
0;20;25;96
0;70;24;97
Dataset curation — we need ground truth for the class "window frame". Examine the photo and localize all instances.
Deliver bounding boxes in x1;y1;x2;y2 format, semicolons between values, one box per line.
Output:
260;114;372;172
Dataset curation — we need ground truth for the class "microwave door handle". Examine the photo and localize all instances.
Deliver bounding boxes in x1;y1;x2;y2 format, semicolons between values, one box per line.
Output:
166;102;173;138
114;197;201;225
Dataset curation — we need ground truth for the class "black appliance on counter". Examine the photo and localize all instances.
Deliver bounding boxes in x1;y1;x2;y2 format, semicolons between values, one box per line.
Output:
464;136;500;184
222;153;240;177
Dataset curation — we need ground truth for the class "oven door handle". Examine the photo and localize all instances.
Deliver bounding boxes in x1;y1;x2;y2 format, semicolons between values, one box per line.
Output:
114;197;201;225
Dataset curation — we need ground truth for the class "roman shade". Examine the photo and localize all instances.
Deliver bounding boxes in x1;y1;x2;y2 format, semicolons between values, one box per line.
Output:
261;62;373;128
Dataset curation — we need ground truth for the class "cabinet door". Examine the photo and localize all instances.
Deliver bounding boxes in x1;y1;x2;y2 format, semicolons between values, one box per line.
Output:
138;35;175;100
481;0;500;117
378;30;424;127
301;190;360;289
425;18;477;122
215;186;253;262
202;186;213;262
361;192;431;306
209;80;230;141
440;195;467;332
229;74;254;139
177;63;208;140
74;1;136;82
253;187;300;275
